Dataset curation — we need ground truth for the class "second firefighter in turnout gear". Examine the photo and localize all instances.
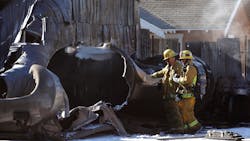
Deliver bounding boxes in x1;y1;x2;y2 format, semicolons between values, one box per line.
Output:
151;49;184;131
173;50;201;133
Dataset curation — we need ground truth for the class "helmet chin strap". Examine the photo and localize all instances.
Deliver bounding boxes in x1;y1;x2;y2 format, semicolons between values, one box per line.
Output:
181;59;192;66
186;60;192;66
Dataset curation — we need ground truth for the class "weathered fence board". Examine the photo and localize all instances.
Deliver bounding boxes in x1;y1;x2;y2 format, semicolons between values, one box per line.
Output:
71;0;140;54
72;0;137;25
201;42;218;78
140;35;243;82
187;42;202;58
140;29;151;59
246;40;250;81
187;39;242;80
217;38;242;79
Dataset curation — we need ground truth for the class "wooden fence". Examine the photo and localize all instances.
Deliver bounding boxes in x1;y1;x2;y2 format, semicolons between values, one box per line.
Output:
72;0;140;55
188;38;242;81
140;33;244;82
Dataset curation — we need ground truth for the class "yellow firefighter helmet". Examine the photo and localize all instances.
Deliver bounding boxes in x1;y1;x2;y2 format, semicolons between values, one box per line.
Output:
163;49;176;60
179;50;193;59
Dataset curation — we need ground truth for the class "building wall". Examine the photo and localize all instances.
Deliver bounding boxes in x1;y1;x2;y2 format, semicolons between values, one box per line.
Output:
140;28;179;59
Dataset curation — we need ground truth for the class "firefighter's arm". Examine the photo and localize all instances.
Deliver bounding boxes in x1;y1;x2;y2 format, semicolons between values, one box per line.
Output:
151;66;168;78
174;62;183;76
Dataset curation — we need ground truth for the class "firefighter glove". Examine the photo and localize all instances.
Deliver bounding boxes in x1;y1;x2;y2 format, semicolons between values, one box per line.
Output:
157;82;162;90
175;94;182;102
173;76;180;83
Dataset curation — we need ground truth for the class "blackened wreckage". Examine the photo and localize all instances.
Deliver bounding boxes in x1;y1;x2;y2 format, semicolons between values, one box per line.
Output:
0;0;249;140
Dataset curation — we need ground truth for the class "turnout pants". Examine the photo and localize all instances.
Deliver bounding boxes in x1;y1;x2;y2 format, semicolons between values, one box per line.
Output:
177;97;201;133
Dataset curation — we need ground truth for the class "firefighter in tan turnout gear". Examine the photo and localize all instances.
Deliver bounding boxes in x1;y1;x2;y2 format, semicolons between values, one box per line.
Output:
173;50;201;133
151;49;184;131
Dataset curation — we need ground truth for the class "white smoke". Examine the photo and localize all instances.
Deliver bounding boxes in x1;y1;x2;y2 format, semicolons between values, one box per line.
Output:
199;0;239;30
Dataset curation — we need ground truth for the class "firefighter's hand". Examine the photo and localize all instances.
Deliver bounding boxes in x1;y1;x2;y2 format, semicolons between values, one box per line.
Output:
173;75;180;83
151;73;157;78
175;94;182;102
157;82;162;90
174;74;180;78
0;67;5;74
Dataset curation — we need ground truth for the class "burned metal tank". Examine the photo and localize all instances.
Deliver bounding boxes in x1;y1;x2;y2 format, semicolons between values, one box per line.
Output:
48;43;165;119
47;43;214;133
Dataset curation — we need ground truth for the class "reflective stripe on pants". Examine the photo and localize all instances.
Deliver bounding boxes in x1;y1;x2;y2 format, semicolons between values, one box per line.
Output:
184;119;199;129
178;97;199;129
180;93;193;99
